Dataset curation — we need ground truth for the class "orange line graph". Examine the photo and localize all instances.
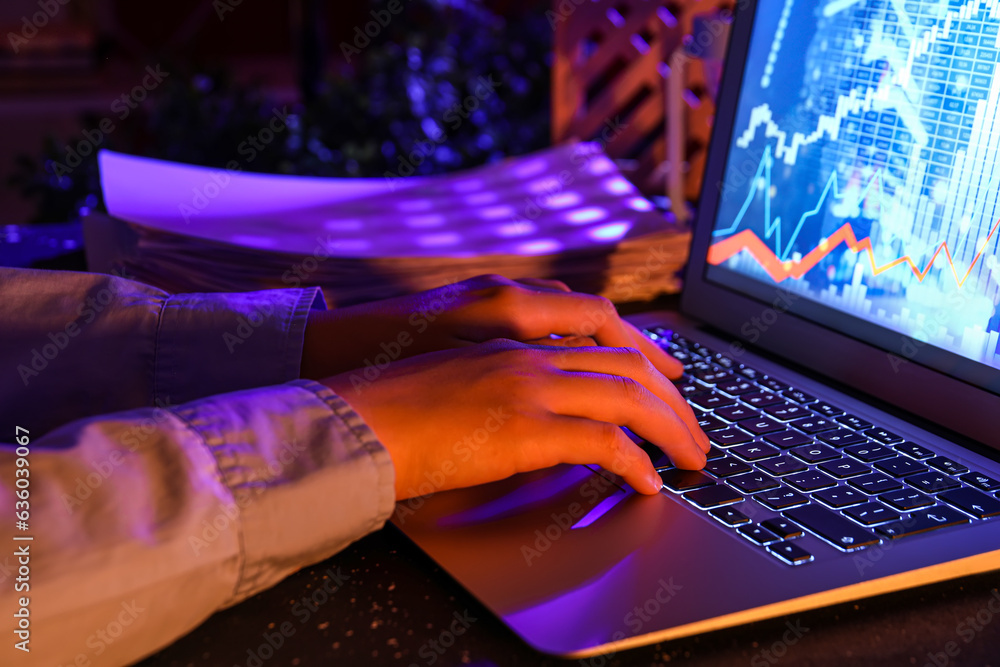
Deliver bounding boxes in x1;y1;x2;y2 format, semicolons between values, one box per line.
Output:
707;218;1000;286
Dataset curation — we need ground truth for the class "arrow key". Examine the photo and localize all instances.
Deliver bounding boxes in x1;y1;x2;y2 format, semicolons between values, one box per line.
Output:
939;487;1000;519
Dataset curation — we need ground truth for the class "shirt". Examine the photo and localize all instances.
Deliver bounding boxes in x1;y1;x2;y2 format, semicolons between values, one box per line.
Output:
0;267;396;666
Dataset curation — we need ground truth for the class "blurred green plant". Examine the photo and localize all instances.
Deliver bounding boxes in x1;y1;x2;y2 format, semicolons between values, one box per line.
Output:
9;0;551;223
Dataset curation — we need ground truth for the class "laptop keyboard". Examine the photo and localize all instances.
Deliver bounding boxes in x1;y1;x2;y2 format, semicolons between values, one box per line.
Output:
641;328;1000;567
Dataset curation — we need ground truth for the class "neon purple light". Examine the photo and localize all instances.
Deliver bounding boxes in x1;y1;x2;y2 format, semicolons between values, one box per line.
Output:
333;239;372;252
478;205;516;220
541;192;582;209
417;232;461;248
452;179;484;192
587;221;632;241
606;8;625;27
464;191;499;205
517;239;562;255
571;490;628;529
602;176;633;195
230;234;276;248
527;176;563;194
630;34;650;54
585;156;615;175
565;207;607;224
405;214;445;228
657;6;678;27
495;221;536;237
627;196;654;212
512;158;547;178
323;219;363;231
398;199;433;212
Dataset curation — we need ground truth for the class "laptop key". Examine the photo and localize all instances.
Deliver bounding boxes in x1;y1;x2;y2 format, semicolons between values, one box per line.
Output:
785;470;838;492
684;485;745;509
960;472;1000;492
693;369;734;385
638;441;670;467
784;505;880;550
757;455;808;476
738;416;785;436
709;506;750;527
730;442;780;461
879;489;934;511
843;502;901;526
762;517;804;539
765;403;809;421
926;456;969;476
705;446;727;461
738;523;781;545
844;443;896;462
658;469;715;492
817;458;871;479
737;366;764;381
894;441;935;460
755;488;809;510
837;414;873;430
781;388;817;405
906;472;961;494
811;401;845;418
697;415;728;432
874;457;928;477
818;428;869;447
849;472;903;494
864;427;904;444
875;506;970;539
757;377;789;393
939;487;1000;519
715;405;758;421
711;353;736;369
718;380;757;396
677;382;708;398
691;392;737;410
791;417;838;434
790;444;840;464
763;429;813;449
742;391;784;408
704;457;752;478
813;486;867;508
767;540;813;565
728;472;780;494
709;427;754;447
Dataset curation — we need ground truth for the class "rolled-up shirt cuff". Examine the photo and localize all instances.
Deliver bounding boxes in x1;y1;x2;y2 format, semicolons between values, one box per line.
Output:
154;287;325;405
169;379;395;603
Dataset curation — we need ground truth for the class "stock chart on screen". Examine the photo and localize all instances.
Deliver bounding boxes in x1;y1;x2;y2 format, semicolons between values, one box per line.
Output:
709;0;1000;370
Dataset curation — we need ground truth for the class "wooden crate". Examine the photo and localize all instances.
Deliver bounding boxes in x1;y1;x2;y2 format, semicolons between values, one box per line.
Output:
551;0;732;221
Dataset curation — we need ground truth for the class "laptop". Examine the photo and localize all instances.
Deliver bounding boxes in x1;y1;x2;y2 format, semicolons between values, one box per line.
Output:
391;0;1000;657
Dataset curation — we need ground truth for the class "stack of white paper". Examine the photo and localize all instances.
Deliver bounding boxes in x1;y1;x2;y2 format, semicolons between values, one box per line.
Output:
95;142;690;305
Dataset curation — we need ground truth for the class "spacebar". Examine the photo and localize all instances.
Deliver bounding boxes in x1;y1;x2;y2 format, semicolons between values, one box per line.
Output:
784;505;880;550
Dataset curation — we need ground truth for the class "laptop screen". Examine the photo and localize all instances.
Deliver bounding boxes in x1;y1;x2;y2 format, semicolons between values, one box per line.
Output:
704;0;1000;394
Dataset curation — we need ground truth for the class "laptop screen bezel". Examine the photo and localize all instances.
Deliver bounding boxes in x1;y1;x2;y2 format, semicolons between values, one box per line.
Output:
680;0;1000;449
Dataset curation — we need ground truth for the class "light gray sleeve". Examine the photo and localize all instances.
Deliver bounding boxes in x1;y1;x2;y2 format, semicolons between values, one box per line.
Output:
0;379;395;666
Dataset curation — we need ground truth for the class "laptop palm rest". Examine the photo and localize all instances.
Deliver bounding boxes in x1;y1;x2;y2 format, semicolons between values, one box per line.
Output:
393;463;1000;657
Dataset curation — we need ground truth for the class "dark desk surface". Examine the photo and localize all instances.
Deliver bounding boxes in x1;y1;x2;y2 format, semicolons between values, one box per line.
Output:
141;521;1000;667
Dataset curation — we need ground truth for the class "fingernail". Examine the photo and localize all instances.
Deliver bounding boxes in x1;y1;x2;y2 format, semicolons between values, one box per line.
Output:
648;470;663;493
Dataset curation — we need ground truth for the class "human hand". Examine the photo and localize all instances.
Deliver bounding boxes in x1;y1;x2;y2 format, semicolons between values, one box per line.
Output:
301;274;683;381
321;339;709;501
